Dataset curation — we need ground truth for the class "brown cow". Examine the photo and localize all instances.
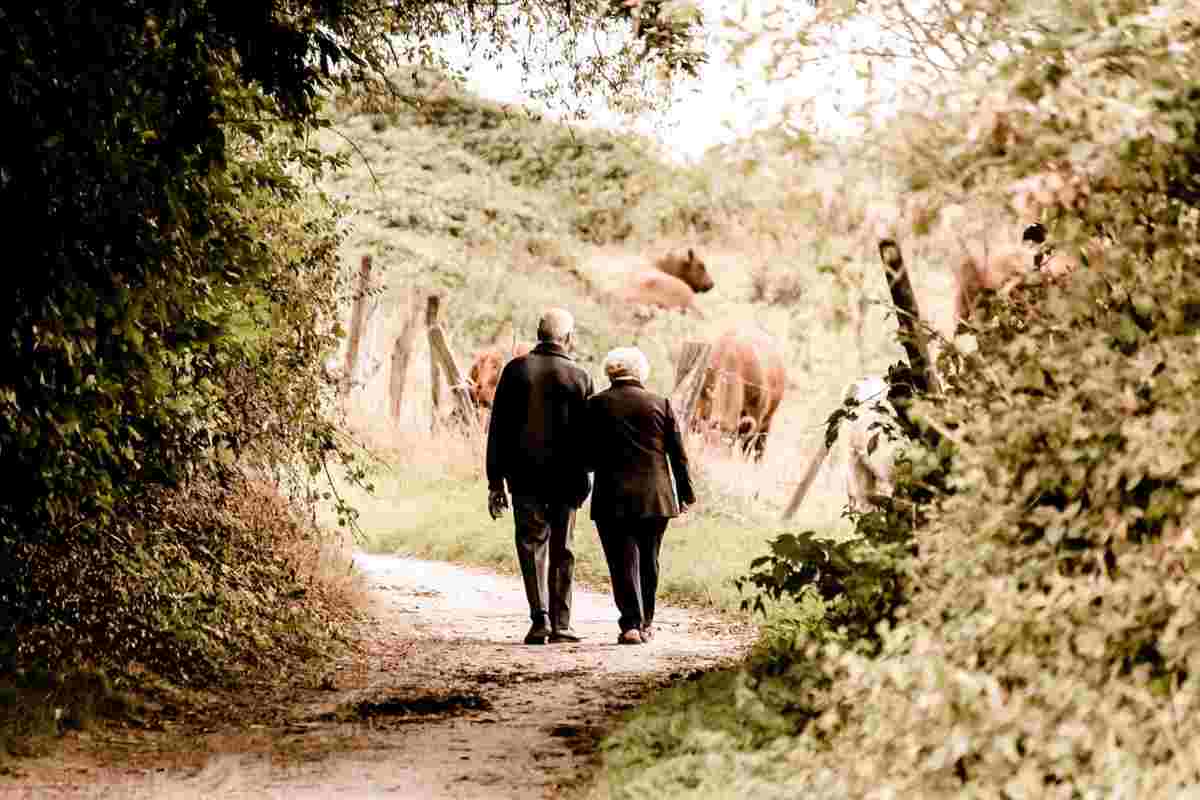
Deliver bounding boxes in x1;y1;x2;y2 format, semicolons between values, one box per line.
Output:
467;342;532;414
694;326;787;460
620;270;706;317
654;248;714;294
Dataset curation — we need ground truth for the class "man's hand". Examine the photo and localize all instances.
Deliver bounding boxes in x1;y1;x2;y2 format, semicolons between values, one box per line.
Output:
488;488;509;520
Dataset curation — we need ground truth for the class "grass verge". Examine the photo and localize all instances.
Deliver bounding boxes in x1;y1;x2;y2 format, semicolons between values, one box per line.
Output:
357;471;804;613
346;405;857;617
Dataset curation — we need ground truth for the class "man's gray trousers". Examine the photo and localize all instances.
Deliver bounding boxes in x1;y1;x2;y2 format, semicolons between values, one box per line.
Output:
512;495;576;629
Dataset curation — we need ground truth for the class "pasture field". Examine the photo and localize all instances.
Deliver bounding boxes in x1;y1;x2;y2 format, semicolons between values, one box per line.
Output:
320;68;970;616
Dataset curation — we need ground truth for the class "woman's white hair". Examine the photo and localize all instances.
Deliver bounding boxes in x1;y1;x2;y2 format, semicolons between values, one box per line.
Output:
603;346;650;383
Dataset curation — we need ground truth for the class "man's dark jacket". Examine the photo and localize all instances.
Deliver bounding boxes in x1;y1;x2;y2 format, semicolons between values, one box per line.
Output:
486;341;594;508
583;379;696;521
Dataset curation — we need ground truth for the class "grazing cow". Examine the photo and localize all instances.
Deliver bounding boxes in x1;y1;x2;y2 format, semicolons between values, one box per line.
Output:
620;270;706;318
694;326;787;460
654;248;714;294
467;342;532;415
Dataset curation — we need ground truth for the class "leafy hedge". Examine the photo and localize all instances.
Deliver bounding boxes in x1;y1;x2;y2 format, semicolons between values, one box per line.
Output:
0;4;385;708
4;476;357;685
0;2;366;539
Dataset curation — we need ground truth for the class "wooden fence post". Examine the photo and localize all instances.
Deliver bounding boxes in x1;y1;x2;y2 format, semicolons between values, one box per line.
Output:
879;238;941;395
340;254;374;399
424;294;479;435
426;295;444;431
388;288;421;423
781;440;830;521
428;327;480;435
671;340;712;432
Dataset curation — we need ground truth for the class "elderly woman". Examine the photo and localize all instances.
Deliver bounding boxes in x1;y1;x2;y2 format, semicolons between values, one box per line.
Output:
585;346;696;645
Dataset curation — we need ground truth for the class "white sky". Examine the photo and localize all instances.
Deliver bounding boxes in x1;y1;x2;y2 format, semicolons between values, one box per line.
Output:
432;1;913;162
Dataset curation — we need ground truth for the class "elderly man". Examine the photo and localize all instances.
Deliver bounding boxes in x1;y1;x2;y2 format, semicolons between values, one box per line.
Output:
585;347;695;645
486;308;594;645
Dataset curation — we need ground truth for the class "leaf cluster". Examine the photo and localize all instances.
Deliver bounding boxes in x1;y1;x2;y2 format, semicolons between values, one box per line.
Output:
736;370;942;646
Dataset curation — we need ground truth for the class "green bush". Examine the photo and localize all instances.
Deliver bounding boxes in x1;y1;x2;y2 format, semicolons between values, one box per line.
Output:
0;1;370;717
0;4;368;538
8;476;356;686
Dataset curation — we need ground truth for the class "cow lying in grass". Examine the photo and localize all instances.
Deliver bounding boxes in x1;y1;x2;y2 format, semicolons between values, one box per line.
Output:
653;248;714;293
619;248;714;318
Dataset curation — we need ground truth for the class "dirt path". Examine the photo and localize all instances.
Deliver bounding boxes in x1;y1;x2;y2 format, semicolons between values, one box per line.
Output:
5;552;754;799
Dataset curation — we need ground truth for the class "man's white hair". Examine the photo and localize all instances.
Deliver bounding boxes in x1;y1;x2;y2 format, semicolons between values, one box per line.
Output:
603;346;650;383
537;307;575;343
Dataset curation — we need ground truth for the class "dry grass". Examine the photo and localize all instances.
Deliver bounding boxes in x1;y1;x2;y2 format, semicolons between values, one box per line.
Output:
275;512;371;614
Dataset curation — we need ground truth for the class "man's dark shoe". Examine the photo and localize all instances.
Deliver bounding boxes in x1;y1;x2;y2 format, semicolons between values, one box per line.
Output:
524;621;551;645
617;628;643;645
549;628;583;643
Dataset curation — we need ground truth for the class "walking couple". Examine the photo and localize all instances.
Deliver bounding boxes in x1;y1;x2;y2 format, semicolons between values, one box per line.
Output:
485;307;696;646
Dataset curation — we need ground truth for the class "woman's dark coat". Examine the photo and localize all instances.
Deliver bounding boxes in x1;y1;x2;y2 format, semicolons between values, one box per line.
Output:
584;379;695;521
